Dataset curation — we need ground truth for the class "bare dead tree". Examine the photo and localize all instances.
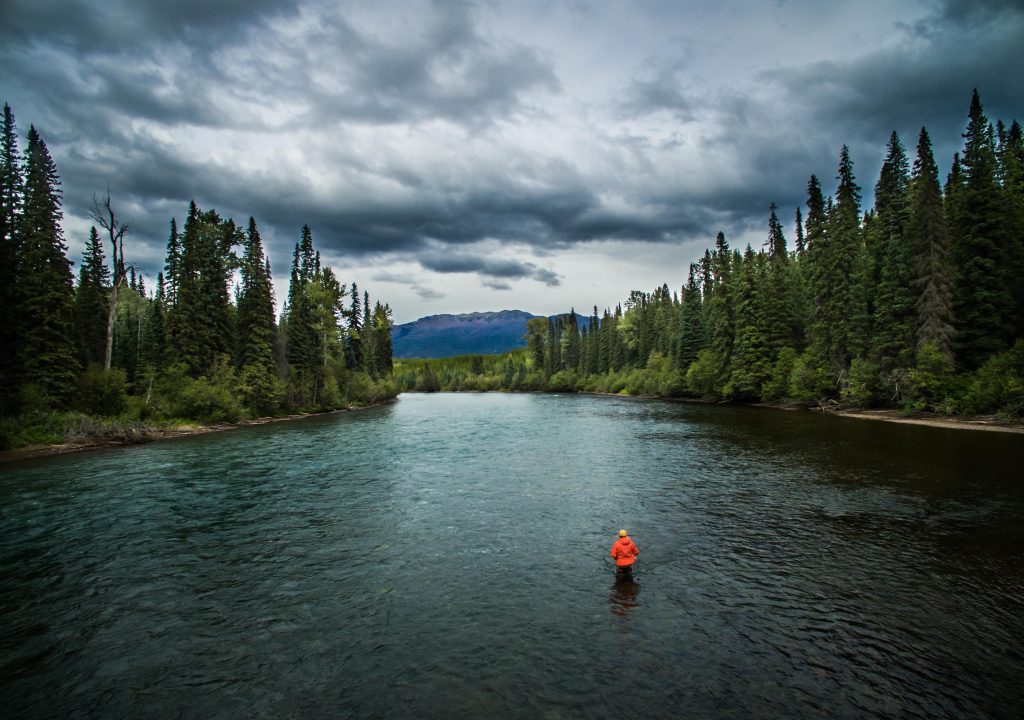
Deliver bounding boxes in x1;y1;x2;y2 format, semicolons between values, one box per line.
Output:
89;188;131;370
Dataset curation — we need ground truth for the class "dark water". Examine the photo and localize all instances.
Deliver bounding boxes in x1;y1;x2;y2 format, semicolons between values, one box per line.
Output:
2;394;1023;719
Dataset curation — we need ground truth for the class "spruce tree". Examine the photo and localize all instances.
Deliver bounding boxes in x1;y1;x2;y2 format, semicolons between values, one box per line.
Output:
74;226;110;366
164;217;180;306
361;289;373;374
998;119;1024;340
170;203;235;375
803;174;828;356
871;132;916;370
908;127;955;362
285;235;316;379
793;207;805;255
369;301;394;377
347;281;363;370
561;309;581;371
951;90;1012;368
727;246;771;398
707;232;735;380
17;126;79;402
236;217;276;372
763;203;798;354
140;272;167;373
820;146;863;374
0;103;23;410
675;264;706;371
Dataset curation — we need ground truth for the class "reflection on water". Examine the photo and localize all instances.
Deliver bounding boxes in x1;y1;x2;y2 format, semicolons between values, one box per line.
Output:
609;574;641;618
2;393;1024;719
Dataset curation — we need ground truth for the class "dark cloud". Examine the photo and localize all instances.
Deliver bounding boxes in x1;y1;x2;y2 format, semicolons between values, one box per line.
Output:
370;270;445;300
619;59;701;122
418;251;561;286
2;0;1019;304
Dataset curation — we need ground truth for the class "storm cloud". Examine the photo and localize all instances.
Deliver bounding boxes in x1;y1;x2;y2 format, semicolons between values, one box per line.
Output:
1;0;1019;321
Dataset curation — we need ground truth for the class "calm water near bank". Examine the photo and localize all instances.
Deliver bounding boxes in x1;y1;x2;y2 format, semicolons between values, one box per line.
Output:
2;393;1023;719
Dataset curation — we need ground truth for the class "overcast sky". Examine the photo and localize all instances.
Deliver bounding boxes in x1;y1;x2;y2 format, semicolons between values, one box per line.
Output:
2;0;1021;323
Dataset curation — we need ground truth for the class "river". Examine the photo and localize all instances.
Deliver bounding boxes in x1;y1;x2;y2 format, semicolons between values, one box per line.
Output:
2;393;1023;719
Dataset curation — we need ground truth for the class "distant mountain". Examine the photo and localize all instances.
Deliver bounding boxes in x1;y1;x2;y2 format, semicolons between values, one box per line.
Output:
391;310;539;359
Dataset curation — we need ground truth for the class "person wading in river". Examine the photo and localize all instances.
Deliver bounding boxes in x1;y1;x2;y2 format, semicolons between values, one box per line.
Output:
610;529;639;576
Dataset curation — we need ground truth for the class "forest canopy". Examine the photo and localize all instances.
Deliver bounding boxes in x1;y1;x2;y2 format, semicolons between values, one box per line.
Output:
397;90;1024;418
0;102;396;449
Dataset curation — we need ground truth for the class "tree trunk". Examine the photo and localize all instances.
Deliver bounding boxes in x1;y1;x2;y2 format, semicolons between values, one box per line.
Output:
104;282;119;370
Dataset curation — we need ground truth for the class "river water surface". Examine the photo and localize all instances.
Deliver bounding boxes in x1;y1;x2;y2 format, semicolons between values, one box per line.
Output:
2;393;1023;719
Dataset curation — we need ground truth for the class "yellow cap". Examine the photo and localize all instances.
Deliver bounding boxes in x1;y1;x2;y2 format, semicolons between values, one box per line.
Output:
619;529;627;537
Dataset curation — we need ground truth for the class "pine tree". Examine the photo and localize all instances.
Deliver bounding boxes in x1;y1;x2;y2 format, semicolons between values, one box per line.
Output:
361;289;373;374
951;90;1012;368
763;203;798;354
707;232;735;376
74;226;110;365
347;281;363;370
140;272;167;373
0;103;23;410
285;233;316;378
675;264;706;371
908;127;956;362
17;126;79;402
998;119;1024;340
236;217;276;372
871;131;916;370
171;202;235;375
803;174;829;357
527;316;547;371
163;217;180;306
794;207;805;255
727;246;771;398
820;146;863;375
368;301;394;377
585;306;600;374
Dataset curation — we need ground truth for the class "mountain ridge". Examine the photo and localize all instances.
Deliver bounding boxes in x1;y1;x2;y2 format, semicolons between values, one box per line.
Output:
391;309;590;359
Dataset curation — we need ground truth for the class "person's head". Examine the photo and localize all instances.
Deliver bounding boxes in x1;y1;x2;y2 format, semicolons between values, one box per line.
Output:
619;529;628;537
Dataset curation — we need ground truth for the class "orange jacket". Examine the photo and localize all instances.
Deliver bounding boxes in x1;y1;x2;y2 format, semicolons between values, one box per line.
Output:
610;536;639;566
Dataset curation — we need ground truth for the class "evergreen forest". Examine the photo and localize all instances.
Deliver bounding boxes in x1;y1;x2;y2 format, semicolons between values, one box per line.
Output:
397;91;1024;419
0;103;396;450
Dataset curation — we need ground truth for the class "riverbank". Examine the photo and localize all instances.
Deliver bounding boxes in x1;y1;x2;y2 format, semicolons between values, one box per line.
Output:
0;400;397;465
822;406;1024;433
660;394;1023;434
3;393;1019;466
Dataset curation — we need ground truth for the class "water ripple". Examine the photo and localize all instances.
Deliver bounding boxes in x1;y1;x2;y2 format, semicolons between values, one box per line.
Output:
2;394;1023;719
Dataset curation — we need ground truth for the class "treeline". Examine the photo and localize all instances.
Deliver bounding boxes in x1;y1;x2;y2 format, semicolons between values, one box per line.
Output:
399;91;1024;417
0;102;395;448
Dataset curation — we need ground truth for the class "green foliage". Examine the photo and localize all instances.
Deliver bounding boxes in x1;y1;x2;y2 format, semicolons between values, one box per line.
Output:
237;362;284;416
168;374;242;423
788;349;833;404
686;349;724;399
908;341;955;410
959;340;1024;416
17;126;79;402
841;358;883;408
952;90;1014;368
75;364;127;416
4;93;1023;432
761;346;797;402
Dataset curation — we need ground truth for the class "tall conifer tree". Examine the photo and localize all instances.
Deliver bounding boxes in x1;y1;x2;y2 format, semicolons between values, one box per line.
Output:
872;132;916;370
237;217;276;372
820;146;862;373
951;90;1012;368
17;126;78;401
74;226;110;365
998;119;1024;340
908;127;955;361
0;104;24;409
